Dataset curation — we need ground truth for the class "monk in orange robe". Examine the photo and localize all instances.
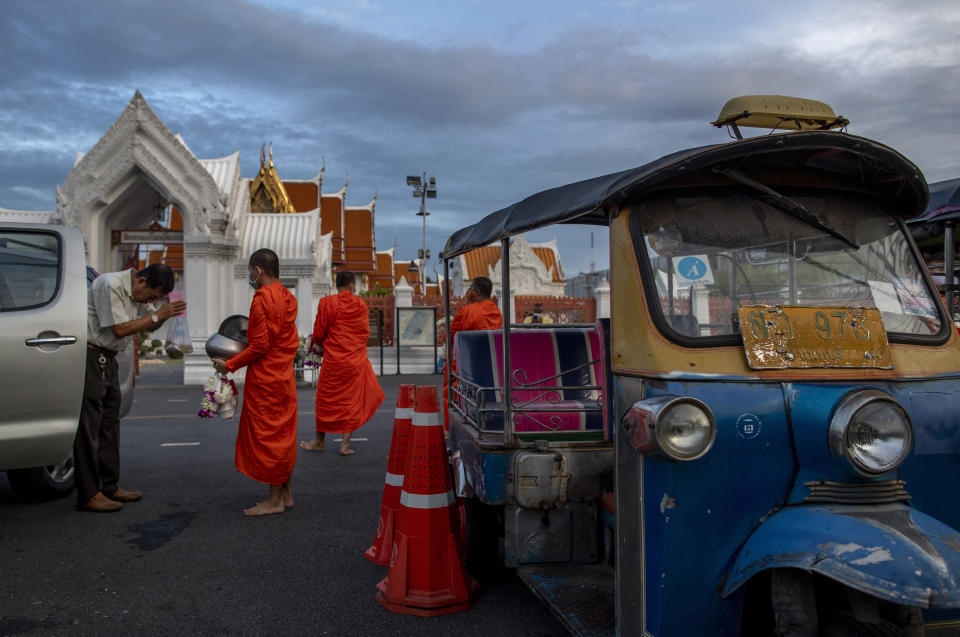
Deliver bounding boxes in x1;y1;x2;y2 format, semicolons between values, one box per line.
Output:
212;248;299;516
445;276;503;428
301;270;385;456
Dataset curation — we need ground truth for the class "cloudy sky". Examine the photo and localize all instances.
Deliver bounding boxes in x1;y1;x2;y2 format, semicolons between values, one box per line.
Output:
2;0;959;277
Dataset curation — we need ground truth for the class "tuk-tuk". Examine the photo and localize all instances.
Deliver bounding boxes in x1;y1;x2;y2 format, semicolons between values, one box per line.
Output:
440;96;960;636
910;178;960;327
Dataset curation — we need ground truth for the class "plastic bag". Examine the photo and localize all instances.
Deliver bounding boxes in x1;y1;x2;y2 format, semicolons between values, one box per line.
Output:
216;376;238;419
198;373;238;419
165;315;194;356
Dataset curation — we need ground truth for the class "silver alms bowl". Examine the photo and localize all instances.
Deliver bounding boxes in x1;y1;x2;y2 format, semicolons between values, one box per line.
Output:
205;333;247;359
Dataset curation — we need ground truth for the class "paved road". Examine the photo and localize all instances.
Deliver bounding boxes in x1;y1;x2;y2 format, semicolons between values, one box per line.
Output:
0;363;566;636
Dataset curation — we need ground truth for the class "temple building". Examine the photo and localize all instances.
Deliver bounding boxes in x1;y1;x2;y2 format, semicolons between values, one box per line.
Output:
0;91;381;384
448;235;566;298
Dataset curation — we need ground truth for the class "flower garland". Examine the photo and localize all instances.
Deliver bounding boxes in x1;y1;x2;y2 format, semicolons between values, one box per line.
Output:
198;372;238;419
303;343;323;368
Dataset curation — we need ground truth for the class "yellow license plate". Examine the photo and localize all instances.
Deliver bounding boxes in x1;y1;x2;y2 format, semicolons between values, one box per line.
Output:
738;305;893;370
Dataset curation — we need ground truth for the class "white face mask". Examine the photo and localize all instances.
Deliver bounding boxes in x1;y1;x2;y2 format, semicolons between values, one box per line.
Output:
248;269;260;290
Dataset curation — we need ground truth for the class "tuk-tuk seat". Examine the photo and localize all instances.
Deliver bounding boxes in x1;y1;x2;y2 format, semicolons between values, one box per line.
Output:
455;326;605;435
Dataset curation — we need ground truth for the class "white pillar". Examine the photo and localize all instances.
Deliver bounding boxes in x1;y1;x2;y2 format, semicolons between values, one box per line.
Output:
183;243;213;385
594;277;611;319
296;276;313;338
692;286;710;333
395;276;413;307
394;276;413;341
493;285;515;324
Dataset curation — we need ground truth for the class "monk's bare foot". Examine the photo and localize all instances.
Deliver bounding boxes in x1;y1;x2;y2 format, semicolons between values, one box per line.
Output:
243;500;285;516
340;446;355;456
281;485;293;509
300;439;324;451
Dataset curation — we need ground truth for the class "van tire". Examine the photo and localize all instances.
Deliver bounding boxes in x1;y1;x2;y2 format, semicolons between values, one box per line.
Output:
6;453;75;501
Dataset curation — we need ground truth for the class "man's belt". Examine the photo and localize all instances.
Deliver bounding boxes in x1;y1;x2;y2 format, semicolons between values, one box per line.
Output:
87;344;118;359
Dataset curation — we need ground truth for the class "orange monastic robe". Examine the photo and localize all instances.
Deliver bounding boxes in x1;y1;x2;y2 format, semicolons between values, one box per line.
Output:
226;282;300;485
450;299;503;343
445;299;503;428
313;289;385;433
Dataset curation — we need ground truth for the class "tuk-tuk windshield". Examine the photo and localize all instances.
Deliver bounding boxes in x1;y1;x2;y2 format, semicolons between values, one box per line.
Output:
637;192;943;341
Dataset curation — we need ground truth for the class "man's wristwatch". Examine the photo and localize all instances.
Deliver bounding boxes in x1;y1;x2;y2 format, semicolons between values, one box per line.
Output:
151;313;159;325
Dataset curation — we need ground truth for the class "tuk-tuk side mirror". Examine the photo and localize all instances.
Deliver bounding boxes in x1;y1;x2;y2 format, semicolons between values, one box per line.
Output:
621;395;716;462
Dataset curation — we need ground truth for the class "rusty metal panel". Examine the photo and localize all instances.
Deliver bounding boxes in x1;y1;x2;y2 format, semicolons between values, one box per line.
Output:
738;305;893;370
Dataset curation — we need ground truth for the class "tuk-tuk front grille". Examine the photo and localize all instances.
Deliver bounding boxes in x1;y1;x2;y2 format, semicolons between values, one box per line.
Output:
803;480;910;504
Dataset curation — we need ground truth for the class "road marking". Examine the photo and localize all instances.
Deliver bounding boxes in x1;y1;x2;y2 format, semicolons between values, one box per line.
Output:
334;438;368;442
161;442;201;447
167;399;188;402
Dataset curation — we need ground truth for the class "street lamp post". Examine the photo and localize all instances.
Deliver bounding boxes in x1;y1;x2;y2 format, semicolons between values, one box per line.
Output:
406;172;437;289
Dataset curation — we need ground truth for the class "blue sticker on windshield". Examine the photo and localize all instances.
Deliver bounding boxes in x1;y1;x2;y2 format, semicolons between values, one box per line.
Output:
677;256;707;280
674;255;714;286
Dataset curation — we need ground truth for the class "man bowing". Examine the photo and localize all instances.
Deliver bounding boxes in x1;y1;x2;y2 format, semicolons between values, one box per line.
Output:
301;271;384;456
212;248;299;516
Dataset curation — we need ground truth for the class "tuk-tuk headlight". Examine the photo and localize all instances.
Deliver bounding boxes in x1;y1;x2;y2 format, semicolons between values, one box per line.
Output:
621;395;716;461
828;390;913;477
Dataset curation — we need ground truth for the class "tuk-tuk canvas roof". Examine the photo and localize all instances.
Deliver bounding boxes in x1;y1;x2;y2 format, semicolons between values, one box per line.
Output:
441;131;927;259
917;178;960;224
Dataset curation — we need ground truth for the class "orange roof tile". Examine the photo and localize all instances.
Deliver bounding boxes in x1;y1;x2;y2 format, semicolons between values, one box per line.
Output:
343;208;375;272
369;252;395;290
283;181;320;212
394;261;422;289
460;243;563;283
462;245;500;281
320;195;344;261
531;247;564;283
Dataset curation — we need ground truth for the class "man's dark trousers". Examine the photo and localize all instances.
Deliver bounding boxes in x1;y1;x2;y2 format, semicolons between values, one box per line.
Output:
73;348;122;509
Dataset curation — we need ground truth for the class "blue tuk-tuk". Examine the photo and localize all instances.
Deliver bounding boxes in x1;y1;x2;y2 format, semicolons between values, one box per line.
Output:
440;96;960;635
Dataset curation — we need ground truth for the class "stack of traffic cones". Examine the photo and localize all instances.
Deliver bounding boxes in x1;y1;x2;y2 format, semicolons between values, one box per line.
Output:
375;385;479;616
365;384;416;566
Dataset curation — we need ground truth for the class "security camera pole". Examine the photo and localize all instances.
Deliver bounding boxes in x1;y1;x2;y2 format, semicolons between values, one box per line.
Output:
406;172;437;290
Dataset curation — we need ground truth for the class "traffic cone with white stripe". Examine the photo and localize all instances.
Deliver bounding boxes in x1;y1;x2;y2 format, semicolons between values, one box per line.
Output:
376;385;479;616
365;384;416;566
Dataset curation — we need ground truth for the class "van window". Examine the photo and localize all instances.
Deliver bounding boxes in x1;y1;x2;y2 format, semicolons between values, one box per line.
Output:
0;231;61;311
634;192;944;343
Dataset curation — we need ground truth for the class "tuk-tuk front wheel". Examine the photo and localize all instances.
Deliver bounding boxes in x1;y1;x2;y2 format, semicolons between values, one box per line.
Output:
742;568;923;637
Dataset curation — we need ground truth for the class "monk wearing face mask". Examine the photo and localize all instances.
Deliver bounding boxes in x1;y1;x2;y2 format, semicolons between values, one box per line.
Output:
301;270;385;456
212;248;299;516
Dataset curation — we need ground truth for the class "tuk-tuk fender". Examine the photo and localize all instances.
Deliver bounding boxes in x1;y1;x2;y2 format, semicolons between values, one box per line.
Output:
722;504;960;608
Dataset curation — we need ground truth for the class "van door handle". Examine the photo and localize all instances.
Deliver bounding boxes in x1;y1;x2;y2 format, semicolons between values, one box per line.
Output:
25;336;78;347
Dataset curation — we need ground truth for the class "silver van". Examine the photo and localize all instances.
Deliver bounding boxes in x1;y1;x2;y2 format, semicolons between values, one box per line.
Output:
0;223;135;499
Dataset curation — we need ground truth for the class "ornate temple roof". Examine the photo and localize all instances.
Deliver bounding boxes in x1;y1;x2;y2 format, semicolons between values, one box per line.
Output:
249;144;296;213
459;239;564;283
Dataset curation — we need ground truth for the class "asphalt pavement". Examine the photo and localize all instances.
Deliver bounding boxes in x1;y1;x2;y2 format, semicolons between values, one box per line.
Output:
0;362;566;636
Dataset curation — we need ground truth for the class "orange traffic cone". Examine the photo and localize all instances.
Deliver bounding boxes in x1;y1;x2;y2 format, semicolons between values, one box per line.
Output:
376;385;479;616
365;384;416;566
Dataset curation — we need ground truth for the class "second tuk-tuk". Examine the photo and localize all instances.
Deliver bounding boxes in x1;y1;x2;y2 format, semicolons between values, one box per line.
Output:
910;178;960;328
440;96;960;635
